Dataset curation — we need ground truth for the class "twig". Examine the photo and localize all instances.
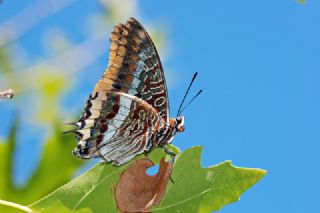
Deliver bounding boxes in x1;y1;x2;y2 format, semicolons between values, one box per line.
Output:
0;199;32;212
0;88;14;99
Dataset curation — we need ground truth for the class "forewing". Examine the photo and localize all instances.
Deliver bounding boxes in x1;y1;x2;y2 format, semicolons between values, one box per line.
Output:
93;18;169;122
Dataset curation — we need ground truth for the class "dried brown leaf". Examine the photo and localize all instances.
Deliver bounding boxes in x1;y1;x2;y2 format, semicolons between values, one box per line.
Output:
115;158;172;213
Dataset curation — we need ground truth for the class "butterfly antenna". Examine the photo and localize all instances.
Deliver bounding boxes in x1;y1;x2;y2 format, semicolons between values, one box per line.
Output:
177;72;198;116
178;90;203;115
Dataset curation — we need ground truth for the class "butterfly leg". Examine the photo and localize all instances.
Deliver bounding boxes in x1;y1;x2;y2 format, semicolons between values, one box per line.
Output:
143;150;149;158
161;145;176;163
161;145;176;183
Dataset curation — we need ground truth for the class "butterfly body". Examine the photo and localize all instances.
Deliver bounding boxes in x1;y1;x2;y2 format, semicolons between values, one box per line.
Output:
68;18;185;165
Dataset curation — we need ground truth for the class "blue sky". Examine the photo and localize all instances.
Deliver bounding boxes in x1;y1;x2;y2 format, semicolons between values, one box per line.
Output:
1;0;320;212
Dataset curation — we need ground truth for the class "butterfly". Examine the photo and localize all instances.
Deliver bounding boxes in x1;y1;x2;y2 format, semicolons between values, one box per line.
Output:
65;18;201;166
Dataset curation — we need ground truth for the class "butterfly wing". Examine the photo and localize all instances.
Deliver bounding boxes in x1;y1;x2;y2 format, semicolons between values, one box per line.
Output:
70;18;169;165
94;18;170;122
74;91;163;165
96;93;164;165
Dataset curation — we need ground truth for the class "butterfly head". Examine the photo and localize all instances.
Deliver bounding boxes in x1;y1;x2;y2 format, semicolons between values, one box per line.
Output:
176;116;185;132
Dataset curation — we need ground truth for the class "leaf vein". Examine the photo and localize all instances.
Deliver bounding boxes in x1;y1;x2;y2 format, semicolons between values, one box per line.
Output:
152;188;211;211
71;170;118;212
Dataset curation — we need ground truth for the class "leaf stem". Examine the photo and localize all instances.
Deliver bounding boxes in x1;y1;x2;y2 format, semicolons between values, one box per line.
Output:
0;199;32;212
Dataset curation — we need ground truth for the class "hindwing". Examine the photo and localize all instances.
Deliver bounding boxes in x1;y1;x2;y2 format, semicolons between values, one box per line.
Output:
75;91;164;165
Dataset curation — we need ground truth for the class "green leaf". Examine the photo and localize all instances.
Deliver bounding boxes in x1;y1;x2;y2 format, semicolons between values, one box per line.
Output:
0;119;85;213
29;146;266;213
29;147;176;213
153;146;266;213
298;0;306;4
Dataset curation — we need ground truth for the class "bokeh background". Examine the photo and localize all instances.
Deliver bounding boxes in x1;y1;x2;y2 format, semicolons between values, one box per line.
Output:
0;0;319;212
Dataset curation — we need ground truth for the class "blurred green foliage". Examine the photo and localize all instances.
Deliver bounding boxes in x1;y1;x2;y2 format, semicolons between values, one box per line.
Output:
0;119;85;213
0;47;12;74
